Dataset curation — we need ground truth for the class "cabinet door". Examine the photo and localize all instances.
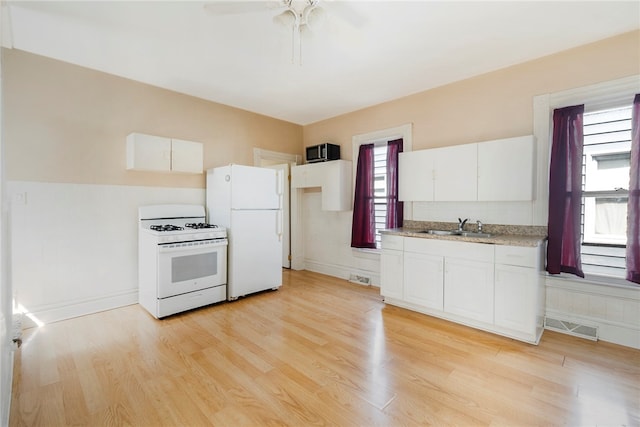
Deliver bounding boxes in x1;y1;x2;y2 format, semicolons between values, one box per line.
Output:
171;139;203;174
126;133;171;171
433;144;477;201
399;150;434;201
444;258;494;323
381;249;404;300
404;252;444;310
494;264;536;334
477;136;534;201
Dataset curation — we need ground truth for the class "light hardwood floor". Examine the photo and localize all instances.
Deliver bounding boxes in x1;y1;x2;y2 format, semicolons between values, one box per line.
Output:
10;270;640;426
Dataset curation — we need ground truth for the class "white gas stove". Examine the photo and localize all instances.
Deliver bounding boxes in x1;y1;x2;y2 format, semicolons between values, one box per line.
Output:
138;204;228;318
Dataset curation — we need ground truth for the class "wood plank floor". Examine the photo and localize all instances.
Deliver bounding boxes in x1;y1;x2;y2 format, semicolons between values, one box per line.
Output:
10;269;640;426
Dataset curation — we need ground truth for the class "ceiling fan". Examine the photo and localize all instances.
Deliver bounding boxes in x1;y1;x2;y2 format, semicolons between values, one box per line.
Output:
204;0;363;64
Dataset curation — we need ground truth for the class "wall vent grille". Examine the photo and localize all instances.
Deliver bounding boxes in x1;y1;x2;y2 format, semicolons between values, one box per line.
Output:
349;274;371;285
544;316;598;341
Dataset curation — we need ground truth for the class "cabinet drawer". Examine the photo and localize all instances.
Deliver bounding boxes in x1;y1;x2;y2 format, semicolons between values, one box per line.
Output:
381;234;404;251
495;245;539;268
405;237;493;262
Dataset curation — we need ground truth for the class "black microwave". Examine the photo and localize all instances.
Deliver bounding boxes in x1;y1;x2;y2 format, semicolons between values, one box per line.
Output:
306;143;340;163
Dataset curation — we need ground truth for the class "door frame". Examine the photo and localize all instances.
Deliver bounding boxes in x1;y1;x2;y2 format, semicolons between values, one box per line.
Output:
253;148;301;269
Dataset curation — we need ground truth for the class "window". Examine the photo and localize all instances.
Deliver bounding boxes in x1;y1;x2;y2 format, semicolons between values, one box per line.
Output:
373;143;388;248
581;105;632;277
351;123;411;250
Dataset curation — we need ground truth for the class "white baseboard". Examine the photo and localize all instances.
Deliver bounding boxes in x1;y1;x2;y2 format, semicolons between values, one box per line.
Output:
19;289;138;328
303;260;380;286
545;308;640;349
545;275;640;349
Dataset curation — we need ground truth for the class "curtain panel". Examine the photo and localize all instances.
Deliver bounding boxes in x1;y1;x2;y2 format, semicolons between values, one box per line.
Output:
547;104;585;278
351;143;376;249
627;94;640;284
386;139;404;229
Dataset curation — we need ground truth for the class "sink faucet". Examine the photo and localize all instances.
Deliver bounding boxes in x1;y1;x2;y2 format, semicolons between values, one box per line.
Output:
457;218;469;232
476;220;483;233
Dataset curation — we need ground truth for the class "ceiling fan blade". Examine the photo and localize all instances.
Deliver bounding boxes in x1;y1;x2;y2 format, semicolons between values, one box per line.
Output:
203;1;284;16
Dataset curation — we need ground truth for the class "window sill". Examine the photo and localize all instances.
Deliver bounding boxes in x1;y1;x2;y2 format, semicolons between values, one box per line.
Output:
352;247;381;257
545;271;639;290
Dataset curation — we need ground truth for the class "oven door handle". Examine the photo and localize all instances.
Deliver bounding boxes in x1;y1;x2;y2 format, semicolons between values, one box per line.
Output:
158;239;228;252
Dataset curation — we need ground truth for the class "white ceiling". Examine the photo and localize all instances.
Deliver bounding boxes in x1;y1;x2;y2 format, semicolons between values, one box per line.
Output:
3;1;639;125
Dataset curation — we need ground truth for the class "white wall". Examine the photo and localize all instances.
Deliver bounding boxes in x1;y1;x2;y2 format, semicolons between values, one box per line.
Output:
301;191;379;284
8;181;204;326
0;3;13;420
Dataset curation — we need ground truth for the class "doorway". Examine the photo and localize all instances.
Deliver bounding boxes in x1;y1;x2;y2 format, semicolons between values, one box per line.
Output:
254;149;302;269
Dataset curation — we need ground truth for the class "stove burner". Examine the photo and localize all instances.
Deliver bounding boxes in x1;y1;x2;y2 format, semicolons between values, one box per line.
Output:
185;223;219;229
150;224;184;232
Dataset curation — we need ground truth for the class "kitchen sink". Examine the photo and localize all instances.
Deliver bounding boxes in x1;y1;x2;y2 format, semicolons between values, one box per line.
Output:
459;231;493;238
421;229;460;235
418;229;493;238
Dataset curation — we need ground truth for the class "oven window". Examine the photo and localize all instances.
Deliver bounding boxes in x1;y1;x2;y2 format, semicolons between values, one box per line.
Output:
172;252;217;283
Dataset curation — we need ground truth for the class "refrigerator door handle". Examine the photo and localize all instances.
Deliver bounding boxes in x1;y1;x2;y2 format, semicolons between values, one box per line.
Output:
276;169;284;208
276;210;283;241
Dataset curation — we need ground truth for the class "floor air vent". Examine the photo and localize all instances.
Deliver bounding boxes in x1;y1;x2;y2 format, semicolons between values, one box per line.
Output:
349;274;371;285
544;317;598;341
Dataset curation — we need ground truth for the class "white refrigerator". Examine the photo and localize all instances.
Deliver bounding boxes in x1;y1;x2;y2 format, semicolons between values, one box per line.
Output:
206;164;283;300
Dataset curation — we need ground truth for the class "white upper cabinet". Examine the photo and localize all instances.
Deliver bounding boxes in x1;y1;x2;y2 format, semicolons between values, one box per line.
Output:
398;135;534;202
291;160;352;211
477;135;534;201
399;143;477;201
126;133;171;172
433;144;477;201
126;133;203;174
399;150;434;201
171;138;204;174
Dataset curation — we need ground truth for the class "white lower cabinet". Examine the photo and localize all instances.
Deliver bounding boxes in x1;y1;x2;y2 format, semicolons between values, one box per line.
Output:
494;265;536;331
404;252;444;310
380;235;545;344
444;258;494;324
493;245;545;343
380;235;404;300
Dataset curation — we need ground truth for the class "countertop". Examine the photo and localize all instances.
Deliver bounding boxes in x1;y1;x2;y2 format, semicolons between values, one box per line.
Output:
381;221;547;247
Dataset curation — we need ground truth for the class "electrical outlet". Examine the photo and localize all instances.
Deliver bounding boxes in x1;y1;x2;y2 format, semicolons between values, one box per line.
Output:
13;192;27;205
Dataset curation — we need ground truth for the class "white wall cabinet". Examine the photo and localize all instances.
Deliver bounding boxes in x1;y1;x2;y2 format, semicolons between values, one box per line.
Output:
126;132;203;174
170;138;204;174
399;144;476;201
478;135;534;201
291;160;352;211
399;149;434;201
380;234;545;344
433;144;477;201
126;133;171;172
399;135;534;202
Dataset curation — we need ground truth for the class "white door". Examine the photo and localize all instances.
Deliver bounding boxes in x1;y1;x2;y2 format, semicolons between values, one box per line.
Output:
265;163;290;268
230;164;280;210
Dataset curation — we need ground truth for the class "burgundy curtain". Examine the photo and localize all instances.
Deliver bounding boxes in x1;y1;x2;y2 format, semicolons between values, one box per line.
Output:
386;138;404;229
627;94;640;284
547;104;585;278
351;144;376;248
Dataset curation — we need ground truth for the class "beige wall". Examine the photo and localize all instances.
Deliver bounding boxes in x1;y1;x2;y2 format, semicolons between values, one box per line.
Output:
2;48;303;188
304;30;640;156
